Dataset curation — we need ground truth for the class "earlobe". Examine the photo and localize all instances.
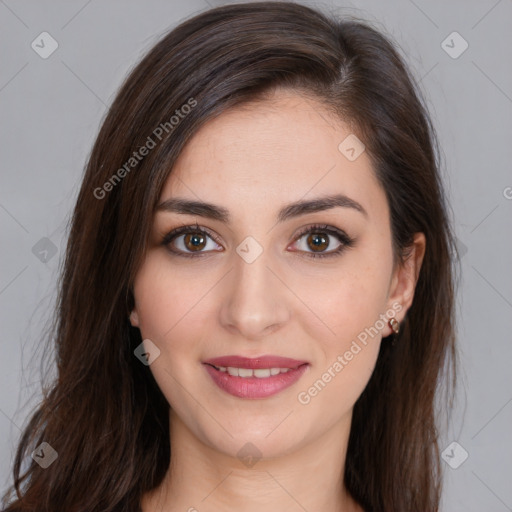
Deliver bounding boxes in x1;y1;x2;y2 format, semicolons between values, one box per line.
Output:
129;310;140;327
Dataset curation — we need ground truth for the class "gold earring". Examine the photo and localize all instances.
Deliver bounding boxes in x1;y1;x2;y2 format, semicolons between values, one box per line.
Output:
389;318;400;335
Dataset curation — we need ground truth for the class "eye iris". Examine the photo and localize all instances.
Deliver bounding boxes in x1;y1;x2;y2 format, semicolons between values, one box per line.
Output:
307;232;328;252
184;232;206;251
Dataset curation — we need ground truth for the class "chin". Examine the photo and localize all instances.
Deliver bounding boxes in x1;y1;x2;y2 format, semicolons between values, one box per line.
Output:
199;418;311;461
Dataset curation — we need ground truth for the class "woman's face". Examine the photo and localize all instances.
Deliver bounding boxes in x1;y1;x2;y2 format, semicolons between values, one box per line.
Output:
130;89;424;460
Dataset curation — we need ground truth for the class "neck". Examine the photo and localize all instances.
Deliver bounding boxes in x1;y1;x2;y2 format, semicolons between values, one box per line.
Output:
142;409;363;512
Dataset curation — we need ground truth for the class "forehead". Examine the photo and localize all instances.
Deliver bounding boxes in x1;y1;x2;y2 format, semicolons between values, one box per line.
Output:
160;90;386;222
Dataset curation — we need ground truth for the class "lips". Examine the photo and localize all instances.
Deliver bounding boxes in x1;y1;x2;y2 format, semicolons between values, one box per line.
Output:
202;355;309;399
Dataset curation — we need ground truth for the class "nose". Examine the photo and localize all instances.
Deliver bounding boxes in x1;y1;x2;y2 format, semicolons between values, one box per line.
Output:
219;246;290;340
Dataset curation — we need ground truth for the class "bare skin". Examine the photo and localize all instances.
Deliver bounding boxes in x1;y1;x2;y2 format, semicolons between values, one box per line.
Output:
132;88;425;512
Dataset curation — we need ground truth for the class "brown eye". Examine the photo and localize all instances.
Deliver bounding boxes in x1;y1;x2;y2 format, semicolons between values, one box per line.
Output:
184;232;207;251
294;230;341;254
306;232;329;252
290;224;355;259
162;226;223;257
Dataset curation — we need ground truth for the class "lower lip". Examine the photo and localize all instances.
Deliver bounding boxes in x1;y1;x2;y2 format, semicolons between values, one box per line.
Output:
203;363;309;399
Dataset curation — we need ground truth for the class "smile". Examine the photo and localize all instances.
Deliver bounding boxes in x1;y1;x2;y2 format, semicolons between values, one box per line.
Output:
202;355;309;399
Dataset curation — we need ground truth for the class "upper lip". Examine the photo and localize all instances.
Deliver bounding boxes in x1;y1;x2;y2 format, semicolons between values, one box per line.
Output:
203;355;309;370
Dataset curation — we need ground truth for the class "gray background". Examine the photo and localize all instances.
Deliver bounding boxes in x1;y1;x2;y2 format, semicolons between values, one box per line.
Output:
1;0;511;510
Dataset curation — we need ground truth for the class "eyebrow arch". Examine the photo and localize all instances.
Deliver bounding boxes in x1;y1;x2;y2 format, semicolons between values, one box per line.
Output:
156;193;368;223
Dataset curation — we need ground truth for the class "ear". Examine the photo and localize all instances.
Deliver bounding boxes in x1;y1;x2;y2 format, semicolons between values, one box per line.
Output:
384;232;426;335
129;309;140;327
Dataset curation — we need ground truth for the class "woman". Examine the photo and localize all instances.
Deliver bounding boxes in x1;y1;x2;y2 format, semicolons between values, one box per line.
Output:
2;2;457;511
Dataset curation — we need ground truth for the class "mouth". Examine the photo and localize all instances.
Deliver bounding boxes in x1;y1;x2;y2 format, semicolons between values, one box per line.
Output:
202;355;309;399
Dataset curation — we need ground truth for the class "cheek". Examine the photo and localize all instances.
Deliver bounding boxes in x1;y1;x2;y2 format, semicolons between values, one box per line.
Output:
296;251;392;403
304;260;392;349
296;271;388;418
131;254;210;408
134;252;208;362
312;281;384;382
133;252;212;342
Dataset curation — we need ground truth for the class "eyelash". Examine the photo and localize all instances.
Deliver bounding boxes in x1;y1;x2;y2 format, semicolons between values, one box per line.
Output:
161;222;355;260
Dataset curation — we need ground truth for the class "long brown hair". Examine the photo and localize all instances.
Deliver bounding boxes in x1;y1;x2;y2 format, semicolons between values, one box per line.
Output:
2;3;457;511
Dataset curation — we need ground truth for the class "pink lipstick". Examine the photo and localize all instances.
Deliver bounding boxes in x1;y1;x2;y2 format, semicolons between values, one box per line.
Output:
203;355;309;399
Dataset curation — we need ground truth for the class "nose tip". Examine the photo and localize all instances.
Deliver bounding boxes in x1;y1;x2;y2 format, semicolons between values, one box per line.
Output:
223;318;282;341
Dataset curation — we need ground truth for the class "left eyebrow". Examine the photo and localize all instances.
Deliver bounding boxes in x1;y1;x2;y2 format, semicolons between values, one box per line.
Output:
156;193;368;223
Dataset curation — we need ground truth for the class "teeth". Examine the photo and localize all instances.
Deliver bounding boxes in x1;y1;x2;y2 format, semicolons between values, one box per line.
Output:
238;368;253;378
217;366;294;378
253;368;270;378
